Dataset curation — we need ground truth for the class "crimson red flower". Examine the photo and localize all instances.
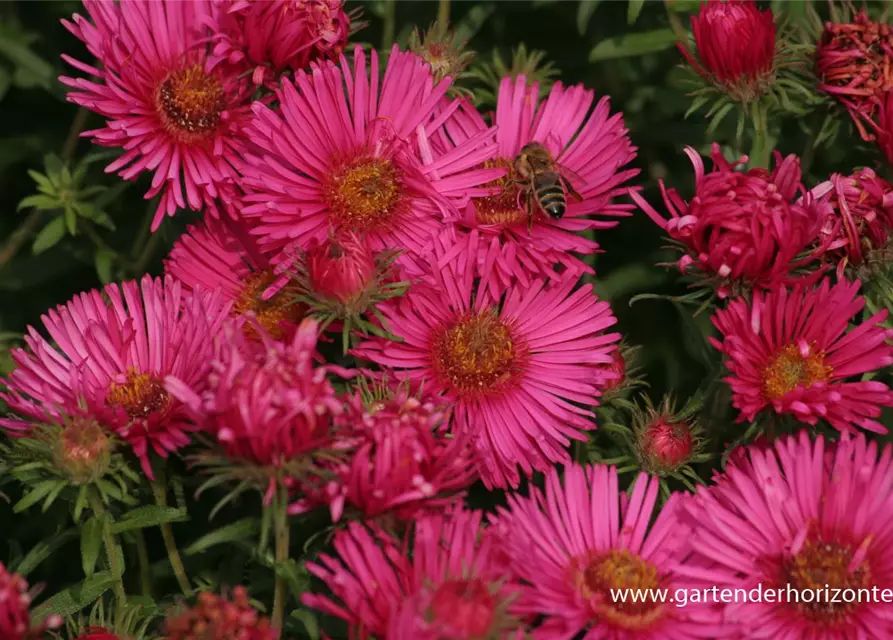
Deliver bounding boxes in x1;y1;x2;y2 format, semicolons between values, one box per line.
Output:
631;143;829;297
816;11;893;140
74;628;119;640
819;168;893;276
0;563;61;640
678;0;776;101
164;586;276;640
306;233;376;306
875;89;893;166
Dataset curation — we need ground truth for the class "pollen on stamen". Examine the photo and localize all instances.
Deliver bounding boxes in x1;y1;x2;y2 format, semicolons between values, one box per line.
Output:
762;342;833;401
233;269;305;340
324;156;404;233
107;370;171;420
473;158;529;227
156;64;226;143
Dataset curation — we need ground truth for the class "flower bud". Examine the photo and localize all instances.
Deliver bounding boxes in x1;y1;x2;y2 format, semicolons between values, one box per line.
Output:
679;0;776;102
51;416;112;485
409;21;476;89
638;416;695;473
165;586;276;640
307;233;376;306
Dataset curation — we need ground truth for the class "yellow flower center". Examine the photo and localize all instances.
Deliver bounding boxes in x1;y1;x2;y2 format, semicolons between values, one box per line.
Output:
761;342;833;401
107;370;171;419
233;269;305;341
473;157;528;226
324;156;403;233
156;64;226;142
432;311;518;396
574;549;666;630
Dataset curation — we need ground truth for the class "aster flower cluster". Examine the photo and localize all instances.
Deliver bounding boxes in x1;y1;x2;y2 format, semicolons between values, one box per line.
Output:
2;1;893;639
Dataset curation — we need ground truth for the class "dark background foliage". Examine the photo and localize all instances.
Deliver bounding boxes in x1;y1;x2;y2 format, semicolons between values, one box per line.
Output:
0;1;889;637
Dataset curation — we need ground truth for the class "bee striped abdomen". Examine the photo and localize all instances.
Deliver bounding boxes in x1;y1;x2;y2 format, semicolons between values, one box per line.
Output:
536;182;567;219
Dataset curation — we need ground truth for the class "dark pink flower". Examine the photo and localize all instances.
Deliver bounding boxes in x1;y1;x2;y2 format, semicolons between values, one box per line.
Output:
681;432;893;637
60;0;255;229
710;279;893;434
631;143;828;297
0;563;61;640
74;628;119;640
306;233;376;305
164;586;276;640
0;276;231;476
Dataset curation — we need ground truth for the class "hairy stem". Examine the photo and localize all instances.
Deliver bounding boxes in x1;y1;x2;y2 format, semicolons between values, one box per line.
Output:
88;491;127;625
381;0;396;51
748;102;773;171
152;470;192;597
438;0;450;25
271;485;291;637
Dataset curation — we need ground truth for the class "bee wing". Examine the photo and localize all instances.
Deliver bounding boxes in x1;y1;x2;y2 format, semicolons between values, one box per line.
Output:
554;161;587;201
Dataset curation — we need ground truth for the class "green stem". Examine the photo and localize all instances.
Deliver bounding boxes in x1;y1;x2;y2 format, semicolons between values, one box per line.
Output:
132;225;163;275
748;102;773;171
271;485;291;637
381;0;396;51
437;0;450;25
135;530;152;598
151;470;192;597
88;491;126;626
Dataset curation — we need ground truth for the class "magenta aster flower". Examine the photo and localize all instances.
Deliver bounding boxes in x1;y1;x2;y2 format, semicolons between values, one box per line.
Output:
710;279;893;434
60;0;255;229
489;463;713;639
353;233;620;489
303;507;524;639
440;77;638;299
238;46;500;266
165;218;305;340
681;432;893;637
631;143;829;297
294;382;476;522
0;276;230;476
0;563;62;640
74;629;119;640
210;0;351;84
166;318;349;470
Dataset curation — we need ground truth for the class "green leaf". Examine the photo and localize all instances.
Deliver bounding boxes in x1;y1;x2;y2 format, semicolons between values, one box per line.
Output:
32;217;65;255
43;153;65;179
0;67;10;102
14;529;77;577
17;194;59;212
0;37;53;89
110;505;188;534
577;0;602;35
94;250;115;285
291;609;320;640
73;202;115;230
184;518;260;556
80;516;104;578
64;205;77;236
14;480;58;512
589;29;678;62
26;170;53;193
627;0;646;24
32;572;116;620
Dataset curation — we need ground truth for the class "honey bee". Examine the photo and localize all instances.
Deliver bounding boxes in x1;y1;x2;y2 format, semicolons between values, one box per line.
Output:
512;142;584;230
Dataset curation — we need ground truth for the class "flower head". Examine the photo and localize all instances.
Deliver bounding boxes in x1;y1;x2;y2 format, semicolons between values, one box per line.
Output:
303;507;523;639
165;218;305;341
210;0;351;84
164;586;276;640
678;0;777;102
816;10;893;140
0;276;231;477
0;563;61;640
60;1;255;229
631;143;828;297
239;46;499;270
306;233;376;306
631;395;705;476
681;432;893;637
875;88;893;166
819;168;893;276
295;381;476;523
51;414;113;485
710;278;893;434
408;20;476;94
354;234;620;489
489;463;712;638
443;76;638;299
74;628;120;640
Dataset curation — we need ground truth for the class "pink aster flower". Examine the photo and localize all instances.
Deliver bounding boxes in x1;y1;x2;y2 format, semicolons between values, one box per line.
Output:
74;628;119;640
353;232;621;489
303;507;524;639
819;168;893;276
681;432;893;638
0;563;62;640
293;382;476;522
60;0;255;229
489;463;713;639
238;46;500;268
438;77;638;299
167;318;350;474
710;278;893;434
210;0;351;85
631;143;829;297
0;276;230;477
165;218;305;340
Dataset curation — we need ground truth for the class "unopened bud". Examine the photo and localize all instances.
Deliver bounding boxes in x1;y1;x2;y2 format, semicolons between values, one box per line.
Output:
52;417;112;485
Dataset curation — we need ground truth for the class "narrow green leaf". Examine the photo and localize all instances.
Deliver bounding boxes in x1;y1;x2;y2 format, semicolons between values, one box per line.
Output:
26;170;53;192
110;505;188;534
589;29;678;62
80;516;104;578
291;609;320;640
17;194;59;212
43;153;65;179
73;203;115;230
31;572;116;619
64;206;77;236
32;217;65;255
14;529;77;577
627;0;646;24
14;481;57;512
184;518;260;556
94;250;115;285
0;38;53;88
577;0;602;35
